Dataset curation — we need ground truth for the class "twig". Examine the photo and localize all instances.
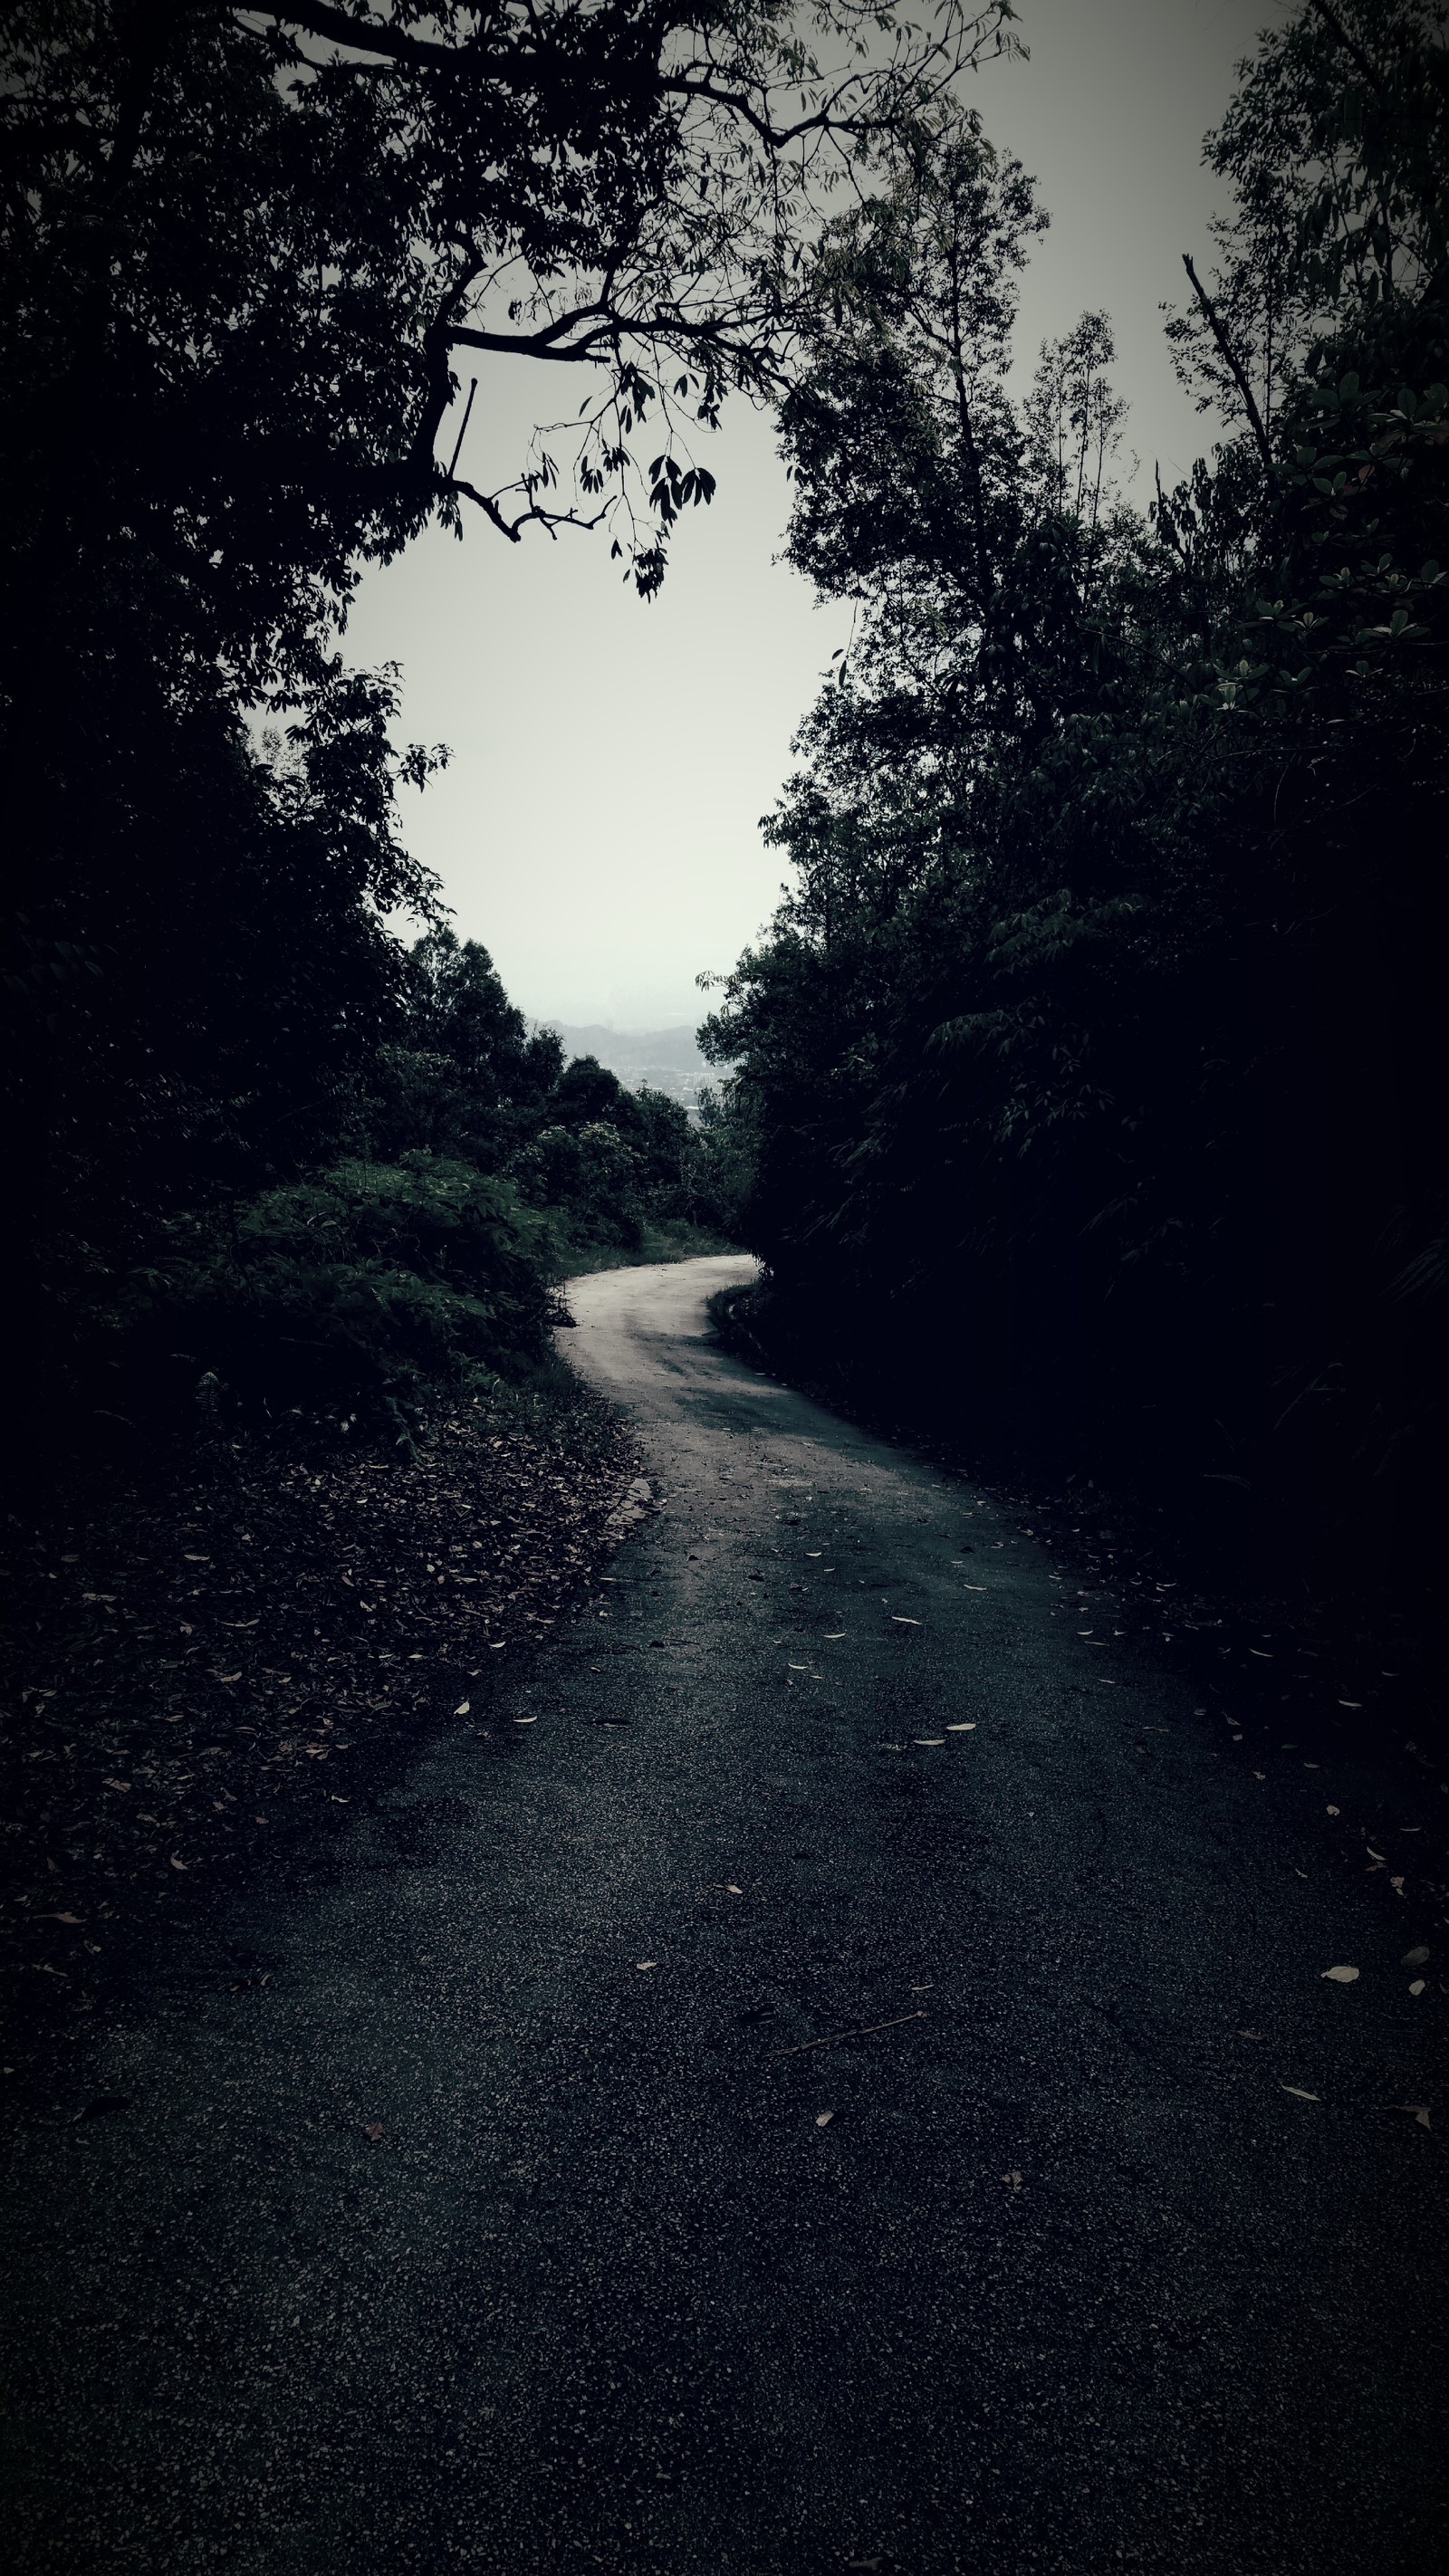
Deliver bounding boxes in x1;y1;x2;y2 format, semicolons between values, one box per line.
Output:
765;2009;927;2061
446;377;478;480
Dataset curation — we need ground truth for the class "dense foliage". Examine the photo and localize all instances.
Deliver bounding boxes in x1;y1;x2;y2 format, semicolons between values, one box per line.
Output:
30;911;737;1442
5;0;1004;1467
704;0;1449;1604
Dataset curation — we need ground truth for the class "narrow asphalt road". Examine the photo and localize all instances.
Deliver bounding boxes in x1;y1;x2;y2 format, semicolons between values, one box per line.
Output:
3;1255;1445;2575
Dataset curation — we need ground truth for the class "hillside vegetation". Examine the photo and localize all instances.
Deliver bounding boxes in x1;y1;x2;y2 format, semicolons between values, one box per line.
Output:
5;0;1008;1482
703;0;1448;1617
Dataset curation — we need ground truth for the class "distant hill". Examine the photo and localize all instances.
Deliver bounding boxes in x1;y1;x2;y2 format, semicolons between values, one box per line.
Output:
547;1022;713;1107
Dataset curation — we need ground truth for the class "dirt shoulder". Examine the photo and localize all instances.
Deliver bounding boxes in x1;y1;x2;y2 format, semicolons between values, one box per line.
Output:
1;1374;640;2044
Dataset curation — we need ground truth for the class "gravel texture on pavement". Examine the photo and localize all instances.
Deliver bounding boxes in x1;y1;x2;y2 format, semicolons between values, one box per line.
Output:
1;1253;1445;2575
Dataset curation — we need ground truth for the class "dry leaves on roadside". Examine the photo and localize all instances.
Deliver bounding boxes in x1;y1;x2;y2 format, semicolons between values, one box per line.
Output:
2;1387;638;2014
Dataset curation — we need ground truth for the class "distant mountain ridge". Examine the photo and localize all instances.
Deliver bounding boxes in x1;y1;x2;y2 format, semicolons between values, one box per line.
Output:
546;1021;712;1106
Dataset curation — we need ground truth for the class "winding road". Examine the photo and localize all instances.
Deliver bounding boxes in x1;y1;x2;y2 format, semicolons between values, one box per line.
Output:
3;1255;1445;2573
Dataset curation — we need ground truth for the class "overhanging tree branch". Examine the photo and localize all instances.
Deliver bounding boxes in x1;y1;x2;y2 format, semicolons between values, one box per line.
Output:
657;72;882;151
247;2;480;72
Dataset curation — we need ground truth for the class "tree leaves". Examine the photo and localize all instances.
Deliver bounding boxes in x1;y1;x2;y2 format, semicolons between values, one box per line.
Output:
700;0;1449;1628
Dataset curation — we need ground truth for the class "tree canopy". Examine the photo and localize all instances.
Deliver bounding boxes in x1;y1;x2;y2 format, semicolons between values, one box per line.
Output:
4;0;1020;639
5;0;1011;1464
705;0;1449;1603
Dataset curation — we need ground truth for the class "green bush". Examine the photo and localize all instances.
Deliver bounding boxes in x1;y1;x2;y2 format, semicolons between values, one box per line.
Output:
126;1154;553;1425
513;1121;648;1253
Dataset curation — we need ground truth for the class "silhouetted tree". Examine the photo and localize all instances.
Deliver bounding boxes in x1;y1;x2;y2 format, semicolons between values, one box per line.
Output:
706;0;1449;1606
5;0;1007;1453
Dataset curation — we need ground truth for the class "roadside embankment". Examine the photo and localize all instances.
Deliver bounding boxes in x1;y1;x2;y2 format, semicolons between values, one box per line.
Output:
0;1373;639;2038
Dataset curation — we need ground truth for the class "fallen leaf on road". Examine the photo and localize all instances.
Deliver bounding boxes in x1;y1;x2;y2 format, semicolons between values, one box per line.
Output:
168;1855;191;1872
364;2122;384;2142
636;1960;657;1971
1404;1946;1431;1966
815;2111;834;2128
824;1633;846;1641
46;1911;82;1925
1326;1805;1339;1816
1339;1700;1362;1709
913;1737;944;1746
891;1617;920;1626
963;1584;987;1592
454;1700;470;1716
513;1716;537;1726
1409;1979;1426;1997
1322;1965;1359;1983
1398;2104;1432;2130
725;1883;743;1895
1281;2085;1319;2101
945;1722;976;1732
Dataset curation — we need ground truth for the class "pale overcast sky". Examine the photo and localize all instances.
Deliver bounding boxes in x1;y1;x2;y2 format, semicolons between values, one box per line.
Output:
345;0;1269;1031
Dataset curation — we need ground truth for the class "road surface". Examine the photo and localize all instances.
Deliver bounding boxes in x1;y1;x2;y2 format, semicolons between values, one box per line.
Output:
2;1255;1444;2573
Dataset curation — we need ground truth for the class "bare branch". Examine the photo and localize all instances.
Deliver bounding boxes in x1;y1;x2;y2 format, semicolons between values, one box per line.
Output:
448;299;616;362
449;474;610;543
447;306;763;368
658;72;876;152
1182;253;1272;467
246;2;470;72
